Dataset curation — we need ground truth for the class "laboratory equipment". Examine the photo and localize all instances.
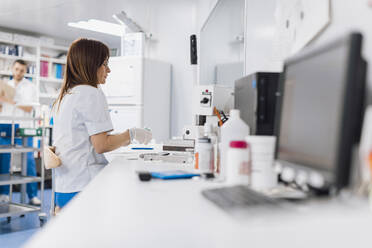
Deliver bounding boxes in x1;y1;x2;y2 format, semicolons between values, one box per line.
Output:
140;152;193;164
162;139;194;152
194;85;234;126
183;84;233;140
275;32;366;192
201;32;366;213
234;72;280;135
182;125;204;140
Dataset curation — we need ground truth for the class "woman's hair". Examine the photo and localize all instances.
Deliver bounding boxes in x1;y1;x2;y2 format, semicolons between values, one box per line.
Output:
54;38;109;109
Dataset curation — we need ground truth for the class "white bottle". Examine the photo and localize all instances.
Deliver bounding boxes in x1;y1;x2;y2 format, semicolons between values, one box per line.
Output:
204;123;218;172
226;141;251;185
220;109;249;178
194;137;214;173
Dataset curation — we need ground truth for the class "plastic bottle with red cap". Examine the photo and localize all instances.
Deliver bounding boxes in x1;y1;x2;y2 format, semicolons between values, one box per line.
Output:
220;109;250;178
225;140;251;185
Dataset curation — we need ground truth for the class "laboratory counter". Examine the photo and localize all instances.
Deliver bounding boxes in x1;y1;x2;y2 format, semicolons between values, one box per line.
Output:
24;157;372;248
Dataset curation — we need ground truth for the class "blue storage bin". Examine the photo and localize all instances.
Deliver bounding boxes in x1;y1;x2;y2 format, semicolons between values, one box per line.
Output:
0;123;20;138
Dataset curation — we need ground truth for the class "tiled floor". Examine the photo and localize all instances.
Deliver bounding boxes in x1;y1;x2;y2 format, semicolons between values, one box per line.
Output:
0;189;52;248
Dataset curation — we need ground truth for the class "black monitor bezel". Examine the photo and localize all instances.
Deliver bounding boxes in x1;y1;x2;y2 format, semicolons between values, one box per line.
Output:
274;32;364;191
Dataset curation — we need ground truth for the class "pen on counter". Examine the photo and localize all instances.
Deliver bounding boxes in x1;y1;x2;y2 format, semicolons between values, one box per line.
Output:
131;147;154;150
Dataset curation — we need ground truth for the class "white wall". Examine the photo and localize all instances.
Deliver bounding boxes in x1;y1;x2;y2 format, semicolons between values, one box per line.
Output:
107;0;198;137
245;0;281;75
144;0;196;137
199;0;245;86
311;0;372;90
243;0;372;86
107;0;372;137
195;0;218;86
195;0;219;33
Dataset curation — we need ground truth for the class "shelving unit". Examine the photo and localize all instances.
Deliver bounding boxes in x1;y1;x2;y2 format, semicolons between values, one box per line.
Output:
0;38;39;48
38;45;67;105
0;53;36;63
0;71;35;78
40;56;66;64
39;77;63;84
0;116;47;226
0;33;58;226
0;39;38;92
0;174;42;185
0;35;67;106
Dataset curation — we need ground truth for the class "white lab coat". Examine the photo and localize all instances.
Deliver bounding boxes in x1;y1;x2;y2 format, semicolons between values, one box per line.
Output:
0;78;37;127
53;85;113;193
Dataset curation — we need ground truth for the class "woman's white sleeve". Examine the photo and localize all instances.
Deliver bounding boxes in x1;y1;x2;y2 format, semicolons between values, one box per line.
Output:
80;90;113;136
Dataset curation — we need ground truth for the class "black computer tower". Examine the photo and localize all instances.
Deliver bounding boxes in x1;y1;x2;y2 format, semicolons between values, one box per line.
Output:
234;72;280;135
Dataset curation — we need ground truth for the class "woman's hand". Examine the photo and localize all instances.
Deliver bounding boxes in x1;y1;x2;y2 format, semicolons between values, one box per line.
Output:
129;128;152;144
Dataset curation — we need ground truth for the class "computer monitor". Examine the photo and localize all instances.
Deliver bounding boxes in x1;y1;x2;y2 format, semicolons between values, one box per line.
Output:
274;33;366;191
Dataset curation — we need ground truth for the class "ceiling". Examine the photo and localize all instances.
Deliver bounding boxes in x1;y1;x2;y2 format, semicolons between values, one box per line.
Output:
0;0;161;49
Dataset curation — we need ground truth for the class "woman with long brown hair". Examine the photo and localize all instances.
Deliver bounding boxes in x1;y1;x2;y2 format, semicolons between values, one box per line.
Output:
52;38;151;210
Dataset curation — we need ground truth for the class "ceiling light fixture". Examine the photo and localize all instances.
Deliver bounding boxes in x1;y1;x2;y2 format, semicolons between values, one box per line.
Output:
112;11;143;33
68;19;125;37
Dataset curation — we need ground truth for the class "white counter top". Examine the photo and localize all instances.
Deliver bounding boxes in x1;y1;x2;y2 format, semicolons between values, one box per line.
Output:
24;157;372;248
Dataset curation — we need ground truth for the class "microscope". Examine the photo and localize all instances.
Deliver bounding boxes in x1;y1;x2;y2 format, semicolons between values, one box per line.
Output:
183;85;234;140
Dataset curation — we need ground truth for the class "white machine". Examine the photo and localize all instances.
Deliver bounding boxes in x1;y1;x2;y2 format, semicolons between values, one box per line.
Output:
101;56;171;142
183;85;234;140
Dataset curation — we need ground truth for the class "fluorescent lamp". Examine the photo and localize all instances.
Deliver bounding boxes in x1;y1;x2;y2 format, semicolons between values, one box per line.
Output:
112;11;143;33
68;19;125;37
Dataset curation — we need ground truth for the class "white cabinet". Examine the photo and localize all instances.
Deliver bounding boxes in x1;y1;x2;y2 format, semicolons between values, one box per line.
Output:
108;106;143;134
102;57;143;104
102;56;171;143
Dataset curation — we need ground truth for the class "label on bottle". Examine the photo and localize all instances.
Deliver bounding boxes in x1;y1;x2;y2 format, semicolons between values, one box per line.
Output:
194;152;199;169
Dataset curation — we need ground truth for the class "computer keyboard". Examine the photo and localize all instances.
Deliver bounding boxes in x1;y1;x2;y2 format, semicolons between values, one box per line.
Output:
202;185;282;210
